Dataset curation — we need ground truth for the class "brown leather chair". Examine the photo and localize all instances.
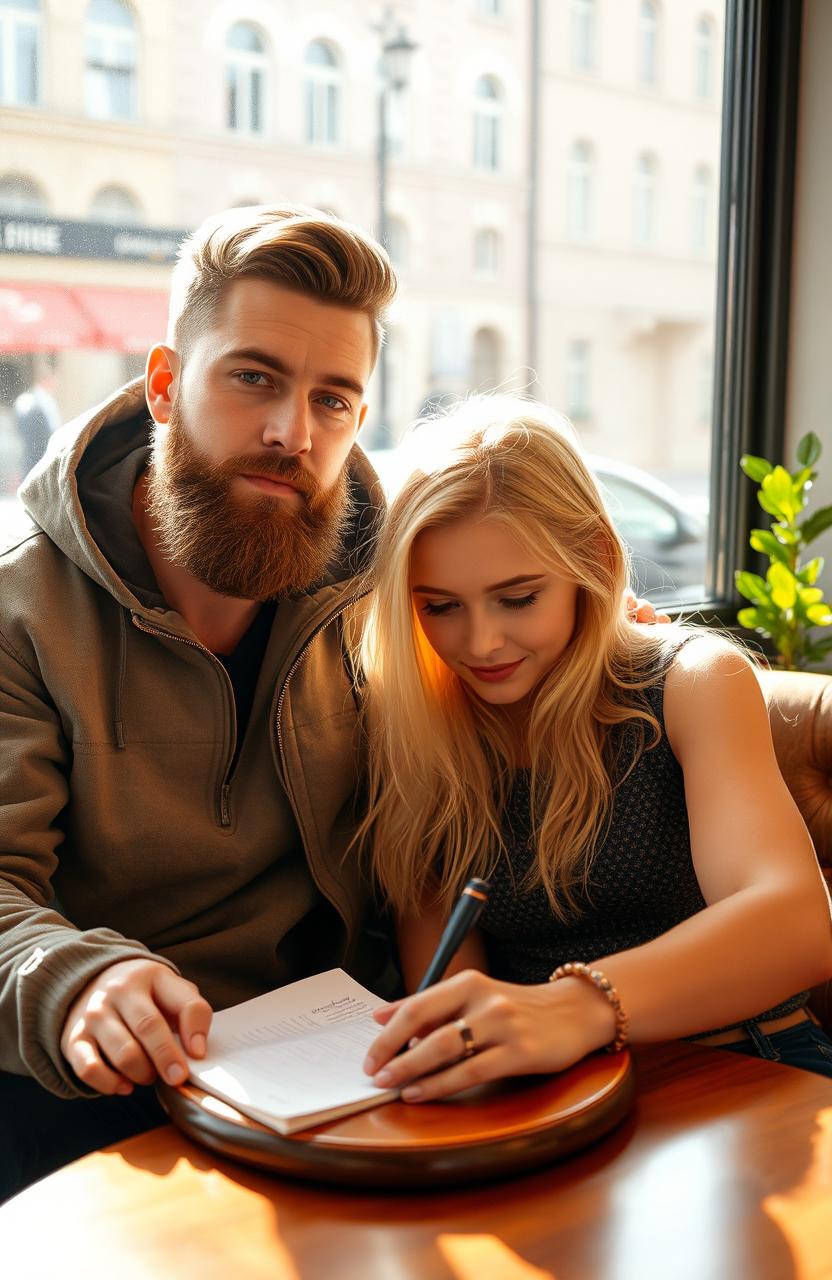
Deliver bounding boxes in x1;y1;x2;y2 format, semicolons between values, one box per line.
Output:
760;668;832;1030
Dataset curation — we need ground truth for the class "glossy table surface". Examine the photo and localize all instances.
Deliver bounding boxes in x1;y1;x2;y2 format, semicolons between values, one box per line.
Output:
4;1040;832;1280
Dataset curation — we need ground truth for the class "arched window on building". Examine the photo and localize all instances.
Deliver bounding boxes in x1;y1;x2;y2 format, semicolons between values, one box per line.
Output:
633;151;658;246
89;183;143;224
637;0;659;85
694;14;715;99
0;171;47;213
474;227;501;278
0;0;41;106
386;216;409;270
570;0;595;71
84;0;137;121
471;326;502;390
567;139;594;240
565;339;592;422
473;75;503;172
304;39;341;145
690;164;711;254
225;21;267;135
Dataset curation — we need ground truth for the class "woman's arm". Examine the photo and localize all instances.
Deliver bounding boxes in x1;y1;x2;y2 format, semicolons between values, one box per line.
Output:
396;900;489;994
363;638;832;1100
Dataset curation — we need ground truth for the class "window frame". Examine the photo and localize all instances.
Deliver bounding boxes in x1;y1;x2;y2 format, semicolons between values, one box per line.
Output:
697;0;802;620
0;0;41;107
225;21;268;138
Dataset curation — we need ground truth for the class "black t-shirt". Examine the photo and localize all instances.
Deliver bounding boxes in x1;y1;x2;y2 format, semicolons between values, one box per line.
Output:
217;600;278;771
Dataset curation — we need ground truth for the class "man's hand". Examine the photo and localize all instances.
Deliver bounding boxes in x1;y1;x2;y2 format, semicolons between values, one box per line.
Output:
624;590;671;625
60;958;212;1096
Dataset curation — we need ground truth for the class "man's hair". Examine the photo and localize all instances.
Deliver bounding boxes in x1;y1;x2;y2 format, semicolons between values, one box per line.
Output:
167;204;397;362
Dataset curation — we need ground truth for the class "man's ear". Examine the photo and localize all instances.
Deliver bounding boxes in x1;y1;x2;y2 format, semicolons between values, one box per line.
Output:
145;345;181;424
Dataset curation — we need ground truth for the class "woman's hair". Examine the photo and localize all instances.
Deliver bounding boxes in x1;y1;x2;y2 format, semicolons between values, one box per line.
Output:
167;203;396;361
356;394;674;920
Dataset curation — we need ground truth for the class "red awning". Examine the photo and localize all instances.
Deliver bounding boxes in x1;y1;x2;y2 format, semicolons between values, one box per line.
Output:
71;286;169;354
0;282;100;351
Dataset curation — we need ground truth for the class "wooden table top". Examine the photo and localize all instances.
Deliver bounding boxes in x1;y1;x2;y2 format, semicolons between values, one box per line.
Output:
4;1040;832;1280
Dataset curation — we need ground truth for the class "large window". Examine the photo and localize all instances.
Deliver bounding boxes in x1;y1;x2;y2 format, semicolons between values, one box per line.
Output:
474;227;501;278
89;184;142;223
633;151;658;246
637;0;659;85
0;0;40;106
690;164;712;254
0;2;806;621
567;140;594;240
304;39;341;145
473;74;503;172
225;22;267;136
694;14;715;99
570;0;595;71
0;171;46;212
84;0;137;121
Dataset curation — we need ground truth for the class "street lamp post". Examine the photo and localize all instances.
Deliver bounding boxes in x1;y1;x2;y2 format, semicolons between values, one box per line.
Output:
374;12;416;448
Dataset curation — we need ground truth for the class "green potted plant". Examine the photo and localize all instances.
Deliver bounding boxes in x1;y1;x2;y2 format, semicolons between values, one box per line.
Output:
736;432;832;670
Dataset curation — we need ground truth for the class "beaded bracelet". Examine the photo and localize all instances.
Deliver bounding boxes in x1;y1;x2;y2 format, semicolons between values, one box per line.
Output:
549;961;630;1053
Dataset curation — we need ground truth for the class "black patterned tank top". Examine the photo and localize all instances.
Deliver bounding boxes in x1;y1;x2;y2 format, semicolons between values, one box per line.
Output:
480;655;808;1032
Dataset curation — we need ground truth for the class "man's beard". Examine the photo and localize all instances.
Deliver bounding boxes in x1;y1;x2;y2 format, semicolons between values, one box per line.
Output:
145;403;352;600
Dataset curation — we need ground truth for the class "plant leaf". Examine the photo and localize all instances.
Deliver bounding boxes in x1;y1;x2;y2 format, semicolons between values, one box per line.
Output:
762;467;799;522
735;570;771;605
749;529;792;566
800;505;832;545
797;557;824;585
805;604;832;626
796;432;822;467
737;607;772;635
768;561;798;609
740;454;774;483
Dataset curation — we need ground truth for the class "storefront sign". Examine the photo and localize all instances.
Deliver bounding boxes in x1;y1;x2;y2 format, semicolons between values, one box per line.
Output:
0;215;189;263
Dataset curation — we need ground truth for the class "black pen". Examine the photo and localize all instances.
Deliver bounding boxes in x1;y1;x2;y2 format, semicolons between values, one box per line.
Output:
415;878;490;992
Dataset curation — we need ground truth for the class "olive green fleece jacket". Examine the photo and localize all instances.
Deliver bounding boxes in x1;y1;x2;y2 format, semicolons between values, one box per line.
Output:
0;379;387;1098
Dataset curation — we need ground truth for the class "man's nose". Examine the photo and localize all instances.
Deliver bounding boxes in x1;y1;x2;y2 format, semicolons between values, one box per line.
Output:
261;397;312;454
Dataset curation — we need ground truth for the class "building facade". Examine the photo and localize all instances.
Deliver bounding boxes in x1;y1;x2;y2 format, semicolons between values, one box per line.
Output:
0;0;721;502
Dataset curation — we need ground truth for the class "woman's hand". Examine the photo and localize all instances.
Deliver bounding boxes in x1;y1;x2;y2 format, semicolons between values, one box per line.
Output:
624;590;671;624
362;969;615;1102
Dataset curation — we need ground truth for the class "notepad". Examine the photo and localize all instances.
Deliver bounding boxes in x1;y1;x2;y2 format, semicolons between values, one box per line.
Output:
185;968;399;1134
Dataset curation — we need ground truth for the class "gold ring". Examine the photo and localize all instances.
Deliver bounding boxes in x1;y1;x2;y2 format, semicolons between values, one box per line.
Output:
454;1017;476;1058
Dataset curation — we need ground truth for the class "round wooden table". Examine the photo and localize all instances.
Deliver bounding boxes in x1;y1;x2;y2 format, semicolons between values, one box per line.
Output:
4;1041;832;1280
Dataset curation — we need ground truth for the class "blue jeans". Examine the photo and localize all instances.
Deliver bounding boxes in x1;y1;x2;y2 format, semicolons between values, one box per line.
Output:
0;1070;167;1204
719;1018;832;1078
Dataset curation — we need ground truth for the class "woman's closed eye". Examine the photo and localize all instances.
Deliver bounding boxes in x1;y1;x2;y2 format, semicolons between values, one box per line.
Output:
501;592;539;610
421;599;458;617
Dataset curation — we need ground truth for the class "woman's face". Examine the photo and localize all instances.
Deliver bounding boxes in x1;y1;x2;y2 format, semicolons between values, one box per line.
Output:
410;515;579;706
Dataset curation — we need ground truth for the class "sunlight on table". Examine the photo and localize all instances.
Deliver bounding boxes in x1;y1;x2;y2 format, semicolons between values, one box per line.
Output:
437;1233;554;1280
764;1106;832;1279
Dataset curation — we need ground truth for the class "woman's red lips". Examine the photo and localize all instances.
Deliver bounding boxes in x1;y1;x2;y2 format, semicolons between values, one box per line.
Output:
466;659;525;682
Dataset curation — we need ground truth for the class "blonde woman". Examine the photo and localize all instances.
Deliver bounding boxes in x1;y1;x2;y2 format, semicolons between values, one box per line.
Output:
358;395;832;1099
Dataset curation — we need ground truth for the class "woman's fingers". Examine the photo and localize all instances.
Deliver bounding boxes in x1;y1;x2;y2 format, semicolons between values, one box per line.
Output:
371;1017;481;1087
364;971;484;1074
400;1046;515;1103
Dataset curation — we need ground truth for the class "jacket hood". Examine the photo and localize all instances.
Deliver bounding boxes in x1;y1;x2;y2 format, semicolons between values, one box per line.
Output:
18;378;387;613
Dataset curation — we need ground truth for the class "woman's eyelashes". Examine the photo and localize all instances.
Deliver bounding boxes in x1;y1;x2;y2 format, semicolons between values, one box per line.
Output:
502;592;539;610
420;592;540;617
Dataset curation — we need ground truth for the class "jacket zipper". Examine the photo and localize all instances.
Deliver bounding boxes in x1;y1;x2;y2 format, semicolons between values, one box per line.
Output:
131;615;238;828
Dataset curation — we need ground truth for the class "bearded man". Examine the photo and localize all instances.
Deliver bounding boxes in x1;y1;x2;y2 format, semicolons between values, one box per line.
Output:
0;205;396;1198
